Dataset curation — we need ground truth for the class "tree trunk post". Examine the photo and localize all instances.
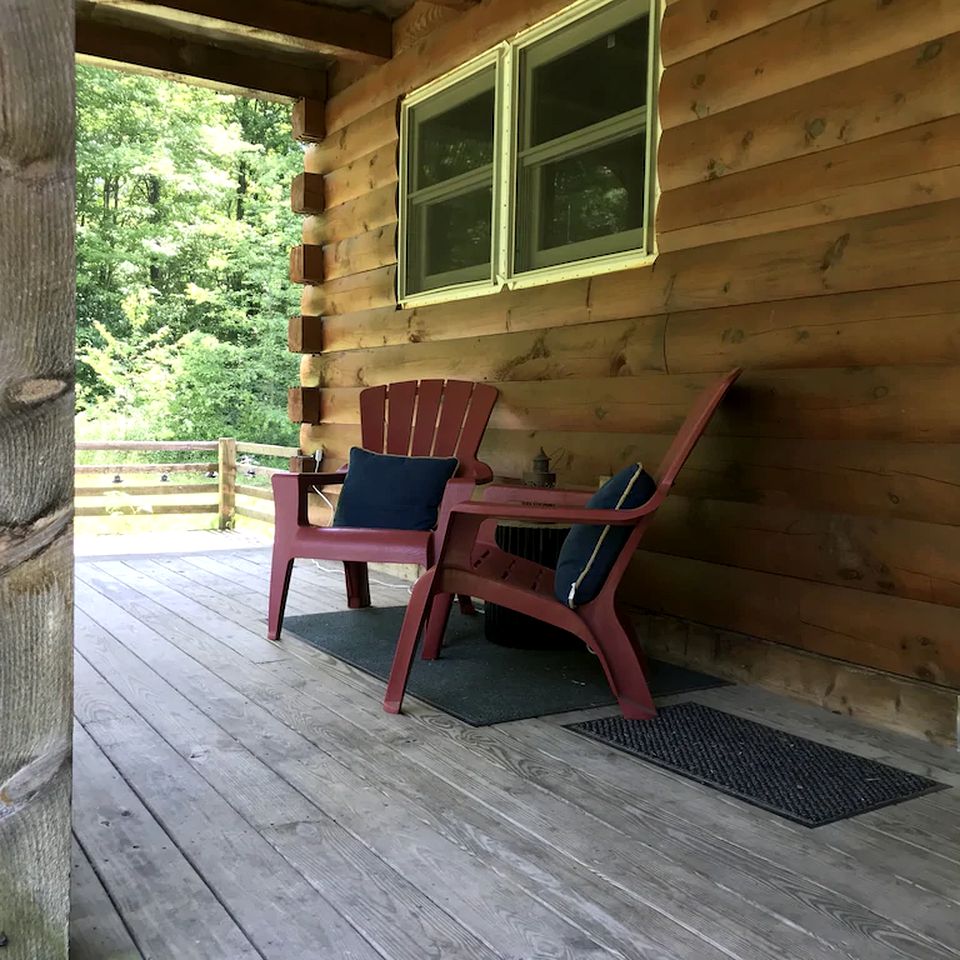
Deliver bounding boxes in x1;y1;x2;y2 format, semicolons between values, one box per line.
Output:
218;437;237;530
0;1;75;957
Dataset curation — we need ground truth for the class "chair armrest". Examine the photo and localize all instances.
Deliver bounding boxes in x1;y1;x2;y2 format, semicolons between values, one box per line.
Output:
272;470;348;527
449;496;662;527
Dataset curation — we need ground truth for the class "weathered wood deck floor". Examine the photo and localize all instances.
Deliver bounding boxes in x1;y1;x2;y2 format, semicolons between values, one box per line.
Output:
71;542;960;960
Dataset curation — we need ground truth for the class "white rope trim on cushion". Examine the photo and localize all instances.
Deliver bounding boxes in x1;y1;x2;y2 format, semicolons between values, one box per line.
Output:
567;462;644;609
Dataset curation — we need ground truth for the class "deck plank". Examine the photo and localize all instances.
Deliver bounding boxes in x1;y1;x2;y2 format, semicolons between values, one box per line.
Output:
70;837;142;960
72;549;960;960
72;722;261;960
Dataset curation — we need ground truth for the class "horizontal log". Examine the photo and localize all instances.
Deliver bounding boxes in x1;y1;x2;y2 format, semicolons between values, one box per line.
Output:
657;116;960;249
664;282;960;373
291;172;324;214
74;483;219;497
322;140;398;210
660;0;960;129
288;386;322;424
301;264;397;317
323;225;397;282
302;313;667;387
632;612;958;745
235;442;298;457
659;33;959;191
302;183;397;247
305;422;960;528
594;198;960;318
624;552;960;687
291;97;325;142
75;13;326;102
236;505;276;524
75;503;218;517
74;462;218;474
235;484;274;501
660;0;821;67
325;0;572;133
645;496;960;608
75;440;218;450
304;100;398;175
287;315;324;353
289;244;324;284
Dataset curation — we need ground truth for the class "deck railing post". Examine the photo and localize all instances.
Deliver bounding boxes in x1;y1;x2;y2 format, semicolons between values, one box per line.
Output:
218;437;237;530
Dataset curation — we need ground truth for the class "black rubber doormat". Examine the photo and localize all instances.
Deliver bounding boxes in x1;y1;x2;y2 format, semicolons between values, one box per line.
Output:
284;606;726;726
567;702;945;827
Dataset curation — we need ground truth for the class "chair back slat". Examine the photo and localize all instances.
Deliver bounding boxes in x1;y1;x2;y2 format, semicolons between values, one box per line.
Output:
410;380;445;456
357;380;498;481
653;369;742;490
359;385;386;453
385;381;418;455
455;383;498;481
432;381;474;457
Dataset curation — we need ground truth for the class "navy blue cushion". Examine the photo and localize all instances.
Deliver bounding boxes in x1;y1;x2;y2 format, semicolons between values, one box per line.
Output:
554;464;657;608
332;447;458;531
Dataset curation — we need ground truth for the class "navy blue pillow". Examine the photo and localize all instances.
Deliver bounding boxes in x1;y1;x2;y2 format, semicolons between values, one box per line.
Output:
332;447;459;531
554;464;657;608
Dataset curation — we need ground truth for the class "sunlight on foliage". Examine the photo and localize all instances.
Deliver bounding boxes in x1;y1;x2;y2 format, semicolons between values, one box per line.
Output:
76;65;302;448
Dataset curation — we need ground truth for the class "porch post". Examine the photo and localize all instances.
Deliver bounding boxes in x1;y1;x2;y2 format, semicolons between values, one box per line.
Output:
0;0;76;957
218;437;237;529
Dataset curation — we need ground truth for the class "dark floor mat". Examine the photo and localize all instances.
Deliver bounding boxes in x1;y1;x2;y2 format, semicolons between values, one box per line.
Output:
285;606;726;726
567;702;945;827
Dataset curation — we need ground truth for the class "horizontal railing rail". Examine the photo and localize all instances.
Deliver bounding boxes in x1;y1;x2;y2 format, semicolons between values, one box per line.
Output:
74;438;300;528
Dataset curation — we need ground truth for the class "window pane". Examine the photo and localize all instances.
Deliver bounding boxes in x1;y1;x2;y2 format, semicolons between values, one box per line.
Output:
517;133;646;271
524;12;648;147
410;71;496;190
410;185;493;291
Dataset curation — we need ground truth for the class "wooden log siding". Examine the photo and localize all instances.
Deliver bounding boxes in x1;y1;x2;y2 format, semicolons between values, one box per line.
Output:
0;0;74;954
290;0;960;724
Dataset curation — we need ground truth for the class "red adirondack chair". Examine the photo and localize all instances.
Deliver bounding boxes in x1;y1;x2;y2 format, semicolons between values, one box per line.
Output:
383;369;742;720
268;379;499;641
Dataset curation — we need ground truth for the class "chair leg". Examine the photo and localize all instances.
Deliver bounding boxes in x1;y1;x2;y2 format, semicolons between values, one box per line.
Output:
581;602;656;721
457;594;476;615
267;550;294;642
384;572;436;714
344;561;371;609
421;592;453;660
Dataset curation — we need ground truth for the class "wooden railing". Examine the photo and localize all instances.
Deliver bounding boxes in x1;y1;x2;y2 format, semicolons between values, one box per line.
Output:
75;439;300;528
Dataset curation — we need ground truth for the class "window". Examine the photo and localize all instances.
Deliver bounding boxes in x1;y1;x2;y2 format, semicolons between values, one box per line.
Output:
399;0;657;304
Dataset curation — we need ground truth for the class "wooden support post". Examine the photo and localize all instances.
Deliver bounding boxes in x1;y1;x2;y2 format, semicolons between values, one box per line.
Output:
0;0;74;956
218;437;237;529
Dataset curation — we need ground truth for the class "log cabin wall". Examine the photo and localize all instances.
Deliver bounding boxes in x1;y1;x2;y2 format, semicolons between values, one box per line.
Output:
289;0;960;741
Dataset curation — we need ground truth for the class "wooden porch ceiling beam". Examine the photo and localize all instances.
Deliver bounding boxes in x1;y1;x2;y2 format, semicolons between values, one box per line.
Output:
76;15;328;102
88;0;393;63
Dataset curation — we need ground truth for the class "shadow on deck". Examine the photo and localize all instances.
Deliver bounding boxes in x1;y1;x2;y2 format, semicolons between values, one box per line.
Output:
72;536;960;960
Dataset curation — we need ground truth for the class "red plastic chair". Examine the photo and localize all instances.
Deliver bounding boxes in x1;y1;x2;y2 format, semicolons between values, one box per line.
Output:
383;369;742;720
268;379;499;641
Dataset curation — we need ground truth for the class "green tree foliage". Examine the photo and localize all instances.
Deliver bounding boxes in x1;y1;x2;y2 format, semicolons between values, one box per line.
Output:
76;66;302;445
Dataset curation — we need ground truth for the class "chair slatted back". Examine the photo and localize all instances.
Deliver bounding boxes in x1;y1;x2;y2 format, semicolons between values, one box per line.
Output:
359;380;498;482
